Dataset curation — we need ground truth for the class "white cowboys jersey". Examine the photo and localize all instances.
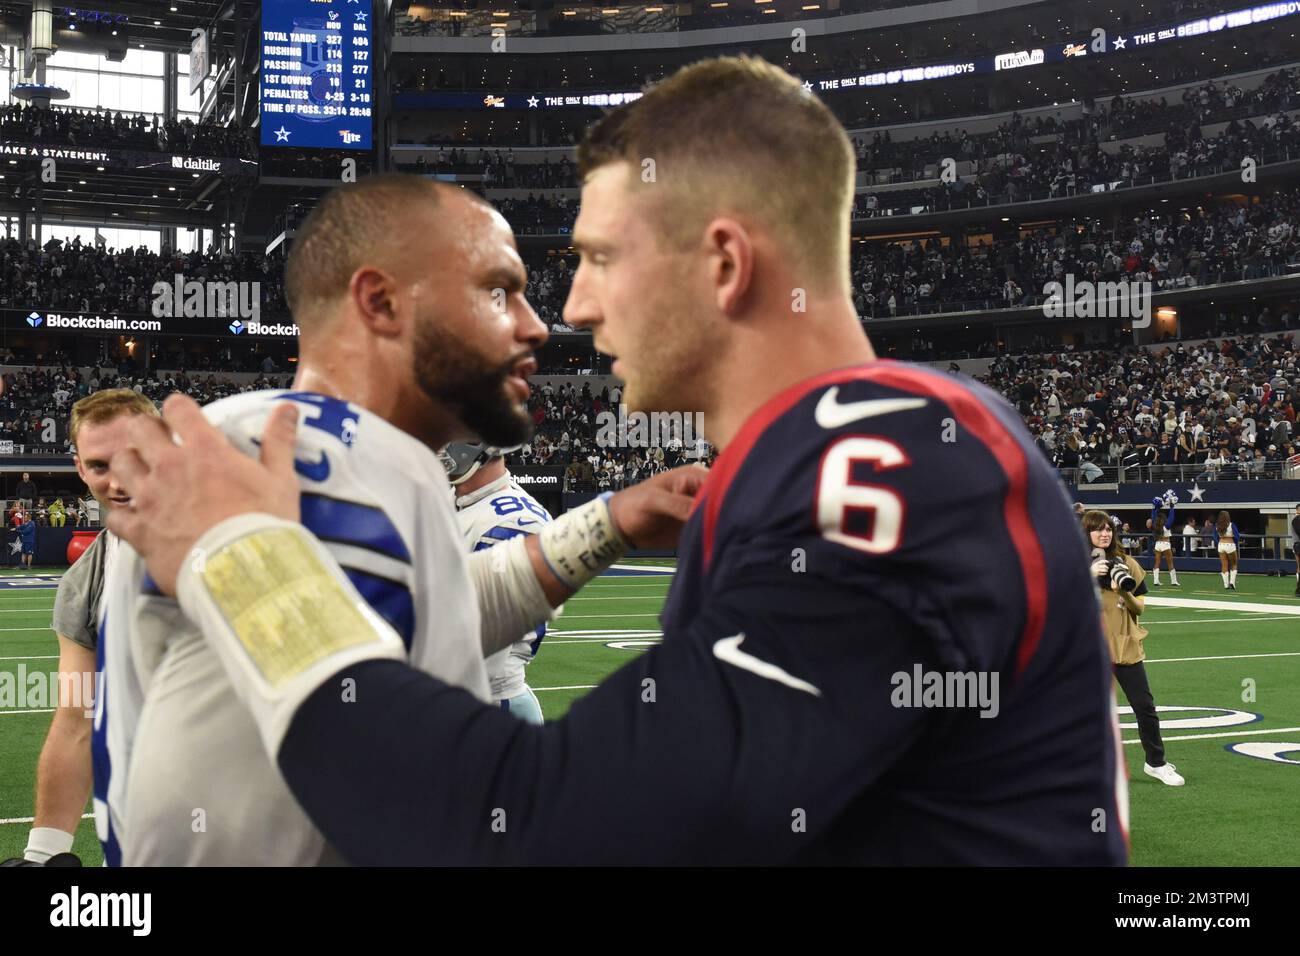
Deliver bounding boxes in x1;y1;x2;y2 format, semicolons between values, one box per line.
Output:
97;390;488;866
455;473;552;701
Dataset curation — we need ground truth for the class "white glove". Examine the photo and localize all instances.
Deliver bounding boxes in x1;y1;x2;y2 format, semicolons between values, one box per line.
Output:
1090;557;1110;578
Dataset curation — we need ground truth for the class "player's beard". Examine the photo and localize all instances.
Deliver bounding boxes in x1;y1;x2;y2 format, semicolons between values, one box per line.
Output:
412;317;534;448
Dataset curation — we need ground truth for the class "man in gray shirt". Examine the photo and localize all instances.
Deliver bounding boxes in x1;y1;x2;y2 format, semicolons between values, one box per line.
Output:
12;389;158;865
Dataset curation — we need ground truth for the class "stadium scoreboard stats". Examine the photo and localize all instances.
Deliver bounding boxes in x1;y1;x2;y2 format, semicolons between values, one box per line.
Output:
260;0;373;150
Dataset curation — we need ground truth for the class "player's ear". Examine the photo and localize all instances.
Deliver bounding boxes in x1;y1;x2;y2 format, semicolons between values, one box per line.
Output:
703;217;753;317
349;266;403;338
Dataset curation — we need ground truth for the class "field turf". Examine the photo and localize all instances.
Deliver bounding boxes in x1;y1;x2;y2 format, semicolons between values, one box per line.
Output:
2;564;1297;866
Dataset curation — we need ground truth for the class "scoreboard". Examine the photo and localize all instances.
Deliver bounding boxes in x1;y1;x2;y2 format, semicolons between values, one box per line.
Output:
260;0;373;150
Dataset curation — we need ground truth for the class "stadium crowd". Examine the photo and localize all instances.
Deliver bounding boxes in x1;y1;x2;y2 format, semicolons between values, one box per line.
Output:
0;179;1295;332
850;188;1300;319
0;103;254;157
983;335;1300;482
502;378;716;492
0;237;286;318
852;68;1300;182
0;364;293;454
856;106;1300;217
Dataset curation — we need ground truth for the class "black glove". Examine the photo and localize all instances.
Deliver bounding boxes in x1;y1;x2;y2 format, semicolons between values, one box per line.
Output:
1;852;82;867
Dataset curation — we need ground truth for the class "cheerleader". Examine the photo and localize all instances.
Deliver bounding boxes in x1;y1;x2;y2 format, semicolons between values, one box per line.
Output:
1147;492;1179;587
1214;510;1241;590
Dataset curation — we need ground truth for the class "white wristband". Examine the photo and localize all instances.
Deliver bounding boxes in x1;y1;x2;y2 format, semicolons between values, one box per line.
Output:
537;491;629;590
25;826;75;863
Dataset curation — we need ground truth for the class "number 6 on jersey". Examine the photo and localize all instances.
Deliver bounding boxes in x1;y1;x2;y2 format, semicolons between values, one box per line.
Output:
815;436;909;554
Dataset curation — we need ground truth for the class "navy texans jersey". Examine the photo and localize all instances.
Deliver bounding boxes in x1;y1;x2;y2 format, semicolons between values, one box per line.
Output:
264;361;1128;866
658;361;1128;864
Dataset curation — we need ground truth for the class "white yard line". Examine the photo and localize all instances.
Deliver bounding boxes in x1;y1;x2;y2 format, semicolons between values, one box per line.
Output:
1125;726;1300;745
0;813;92;827
1144;651;1300;664
1146;616;1299;625
1146;596;1300;615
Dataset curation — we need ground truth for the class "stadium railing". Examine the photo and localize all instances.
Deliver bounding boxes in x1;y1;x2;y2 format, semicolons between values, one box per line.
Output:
1059;460;1299;484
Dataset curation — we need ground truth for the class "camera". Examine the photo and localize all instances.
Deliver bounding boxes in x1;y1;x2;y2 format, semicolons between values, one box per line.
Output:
1098;558;1137;593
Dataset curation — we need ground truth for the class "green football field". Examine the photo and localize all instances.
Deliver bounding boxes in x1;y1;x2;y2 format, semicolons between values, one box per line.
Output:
2;564;1298;866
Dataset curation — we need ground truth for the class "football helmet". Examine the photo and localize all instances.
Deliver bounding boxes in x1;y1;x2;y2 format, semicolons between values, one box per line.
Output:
438;442;522;486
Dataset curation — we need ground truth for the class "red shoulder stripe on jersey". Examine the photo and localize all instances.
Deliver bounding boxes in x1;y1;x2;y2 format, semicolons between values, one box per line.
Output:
698;361;900;569
855;363;1047;678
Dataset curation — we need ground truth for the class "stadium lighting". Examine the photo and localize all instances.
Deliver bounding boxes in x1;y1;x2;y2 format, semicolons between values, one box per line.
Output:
168;186;176;191
96;166;104;171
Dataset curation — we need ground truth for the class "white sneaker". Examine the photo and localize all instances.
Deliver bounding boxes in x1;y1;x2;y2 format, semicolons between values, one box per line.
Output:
1144;762;1186;786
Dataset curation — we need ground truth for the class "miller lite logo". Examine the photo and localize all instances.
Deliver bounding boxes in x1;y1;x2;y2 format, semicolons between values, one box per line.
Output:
339;129;361;145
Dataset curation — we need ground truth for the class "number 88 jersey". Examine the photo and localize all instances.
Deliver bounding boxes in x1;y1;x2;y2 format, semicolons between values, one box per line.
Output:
454;472;553;701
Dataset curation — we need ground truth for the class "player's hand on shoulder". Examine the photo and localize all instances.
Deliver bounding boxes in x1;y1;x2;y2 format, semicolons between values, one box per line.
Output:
107;394;303;595
608;465;707;549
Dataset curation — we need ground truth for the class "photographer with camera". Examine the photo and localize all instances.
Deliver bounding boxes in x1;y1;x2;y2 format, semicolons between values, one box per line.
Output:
1082;509;1186;787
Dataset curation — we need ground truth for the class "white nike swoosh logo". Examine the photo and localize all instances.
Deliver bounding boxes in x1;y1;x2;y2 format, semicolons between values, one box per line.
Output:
814;388;928;429
712;634;821;697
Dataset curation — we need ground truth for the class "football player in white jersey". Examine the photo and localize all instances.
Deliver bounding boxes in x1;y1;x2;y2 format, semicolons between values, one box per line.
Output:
442;442;551;724
98;176;700;865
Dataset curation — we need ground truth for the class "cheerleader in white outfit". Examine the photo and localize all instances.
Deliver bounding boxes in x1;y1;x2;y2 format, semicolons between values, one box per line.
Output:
1214;510;1241;590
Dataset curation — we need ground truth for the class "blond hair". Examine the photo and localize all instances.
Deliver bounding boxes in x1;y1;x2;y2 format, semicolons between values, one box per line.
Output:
69;388;159;447
576;55;855;295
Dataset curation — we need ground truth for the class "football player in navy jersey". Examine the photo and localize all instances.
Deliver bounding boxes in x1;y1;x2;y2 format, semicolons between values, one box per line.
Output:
107;56;1127;865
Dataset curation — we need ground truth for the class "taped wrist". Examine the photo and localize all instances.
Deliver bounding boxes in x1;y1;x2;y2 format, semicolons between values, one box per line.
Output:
469;534;556;657
176;513;405;755
537;491;629;590
25;827;74;863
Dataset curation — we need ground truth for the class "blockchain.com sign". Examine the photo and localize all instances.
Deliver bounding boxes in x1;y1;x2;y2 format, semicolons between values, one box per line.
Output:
6;307;296;339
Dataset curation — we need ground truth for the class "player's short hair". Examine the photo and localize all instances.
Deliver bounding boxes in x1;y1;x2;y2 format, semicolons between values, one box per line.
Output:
284;174;489;321
69;389;159;448
576;55;855;294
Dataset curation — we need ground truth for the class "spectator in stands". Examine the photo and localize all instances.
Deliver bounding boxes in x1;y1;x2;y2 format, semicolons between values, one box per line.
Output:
14;472;36;508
